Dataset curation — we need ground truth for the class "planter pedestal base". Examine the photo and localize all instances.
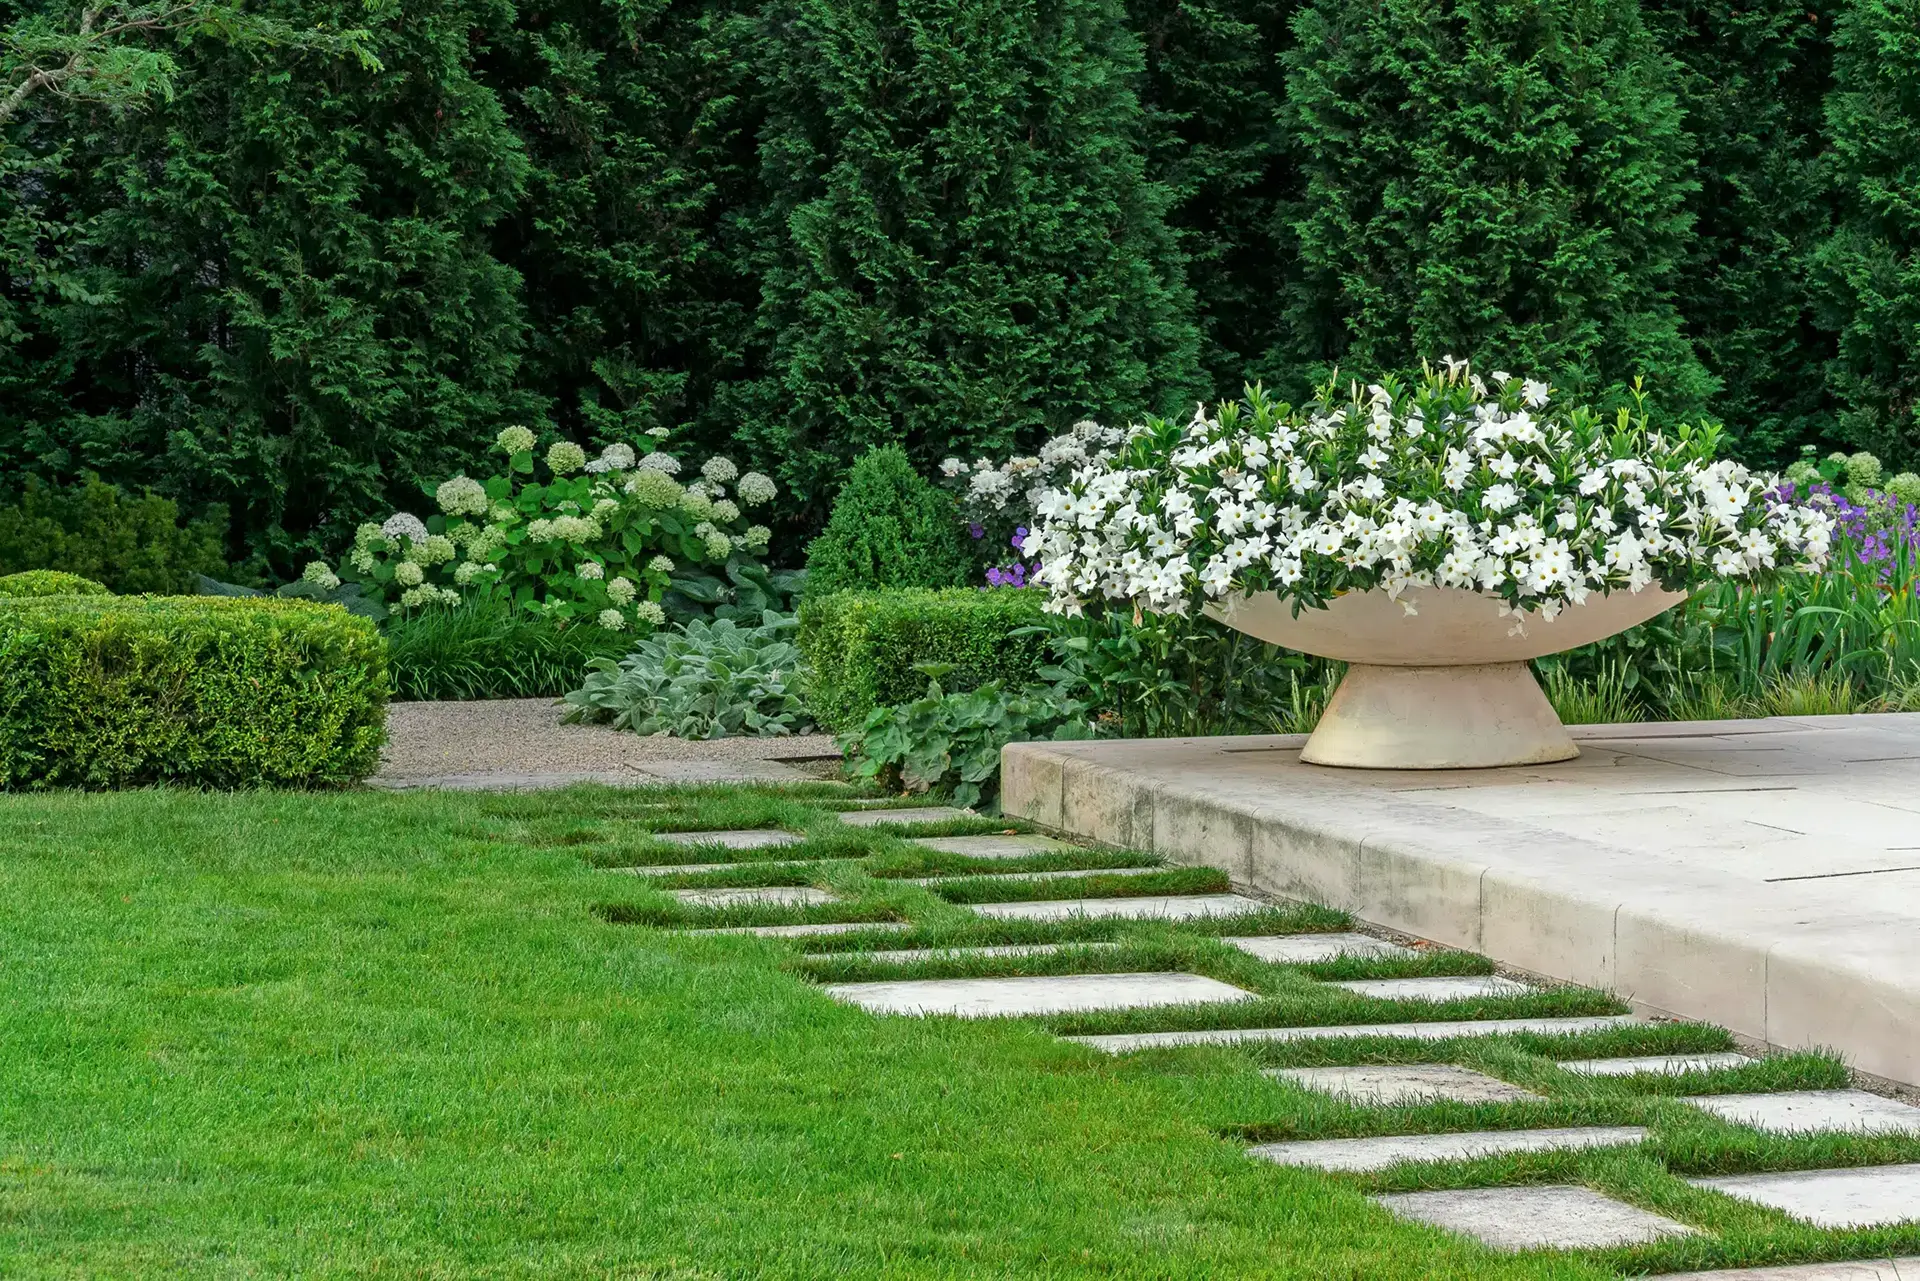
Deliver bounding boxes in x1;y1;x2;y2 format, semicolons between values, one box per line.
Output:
1302;662;1577;770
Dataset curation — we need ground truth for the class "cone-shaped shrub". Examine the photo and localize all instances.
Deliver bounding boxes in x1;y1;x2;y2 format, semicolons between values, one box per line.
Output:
1280;0;1711;409
803;447;972;597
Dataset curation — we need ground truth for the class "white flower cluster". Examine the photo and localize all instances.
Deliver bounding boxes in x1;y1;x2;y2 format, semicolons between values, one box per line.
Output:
436;476;489;517
942;420;1126;522
1023;364;1834;621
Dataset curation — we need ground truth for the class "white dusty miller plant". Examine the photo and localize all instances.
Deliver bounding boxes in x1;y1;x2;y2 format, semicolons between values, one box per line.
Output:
1022;362;1834;622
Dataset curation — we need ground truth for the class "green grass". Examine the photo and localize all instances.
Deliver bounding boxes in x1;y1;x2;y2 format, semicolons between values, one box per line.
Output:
0;783;1914;1276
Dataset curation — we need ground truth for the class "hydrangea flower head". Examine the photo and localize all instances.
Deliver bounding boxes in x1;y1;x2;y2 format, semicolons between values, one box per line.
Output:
626;470;684;509
597;609;627;630
393;560;425;587
607;576;637;604
546;441;588;474
637;452;681;476
704;531;732;560
495;425;536;455
436;476;489;517
382;512;429;544
681;491;715;521
635;600;667;626
301;561;341;590
648;554;675;574
744;525;771;550
577;561;605;580
701;456;739;485
737;472;777;505
711;499;741;523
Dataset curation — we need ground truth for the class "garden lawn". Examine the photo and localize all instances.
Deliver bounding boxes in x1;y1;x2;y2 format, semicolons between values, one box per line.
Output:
0;787;1703;1277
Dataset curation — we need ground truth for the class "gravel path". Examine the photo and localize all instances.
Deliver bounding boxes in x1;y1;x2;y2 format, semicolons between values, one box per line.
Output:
372;699;845;790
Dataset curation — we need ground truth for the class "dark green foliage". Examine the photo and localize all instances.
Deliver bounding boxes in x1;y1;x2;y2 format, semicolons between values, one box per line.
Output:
739;0;1204;513
1279;0;1711;411
1815;0;1920;462
0;596;387;788
839;677;1094;809
1129;0;1300;394
802;448;973;599
1641;0;1838;465
798;587;1048;731
383;604;629;702
0;476;227;593
0;570;109;597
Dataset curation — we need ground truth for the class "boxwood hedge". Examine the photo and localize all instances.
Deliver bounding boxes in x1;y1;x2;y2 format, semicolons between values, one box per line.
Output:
797;588;1049;732
0;570;111;597
0;596;388;789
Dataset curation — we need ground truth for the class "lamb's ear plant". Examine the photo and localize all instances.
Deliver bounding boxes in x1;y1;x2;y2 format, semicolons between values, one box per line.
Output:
561;612;811;739
1022;361;1833;623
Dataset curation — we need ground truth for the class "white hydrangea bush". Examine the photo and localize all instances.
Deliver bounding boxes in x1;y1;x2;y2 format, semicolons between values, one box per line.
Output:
1023;364;1834;623
333;425;779;629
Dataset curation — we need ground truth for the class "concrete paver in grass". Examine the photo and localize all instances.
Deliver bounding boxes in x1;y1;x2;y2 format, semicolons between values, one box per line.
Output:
896;866;1165;887
1225;933;1416;964
970;893;1269;922
1372;1186;1696;1250
809;943;1124;964
1328;976;1533;1002
1558;1052;1756;1077
1662;1259;1920;1280
1249;1125;1647;1173
651;829;804;850
909;834;1079;858
671;886;838;908
614;859;833;876
1065;1014;1642;1053
1266;1064;1542;1106
1688;1163;1920;1228
824;972;1259;1017
836;807;973;828
682;921;913;938
1680;1089;1920;1135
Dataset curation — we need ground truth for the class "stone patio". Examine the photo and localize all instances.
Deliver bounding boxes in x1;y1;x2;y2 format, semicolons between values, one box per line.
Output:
1004;714;1920;1085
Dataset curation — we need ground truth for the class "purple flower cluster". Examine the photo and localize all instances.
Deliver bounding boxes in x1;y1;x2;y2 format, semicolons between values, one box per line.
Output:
1770;480;1920;573
984;526;1040;589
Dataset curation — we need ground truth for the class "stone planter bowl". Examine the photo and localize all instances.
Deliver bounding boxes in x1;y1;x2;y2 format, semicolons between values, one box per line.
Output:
1208;585;1687;769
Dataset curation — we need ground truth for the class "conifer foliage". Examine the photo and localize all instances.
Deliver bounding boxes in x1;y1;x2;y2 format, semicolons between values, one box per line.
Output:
1817;0;1920;460
1279;0;1710;411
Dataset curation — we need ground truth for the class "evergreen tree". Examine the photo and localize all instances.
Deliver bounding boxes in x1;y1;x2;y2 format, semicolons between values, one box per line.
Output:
1279;0;1712;409
741;0;1205;524
0;0;533;571
1642;0;1837;465
803;445;971;595
1815;0;1920;463
1127;0;1299;395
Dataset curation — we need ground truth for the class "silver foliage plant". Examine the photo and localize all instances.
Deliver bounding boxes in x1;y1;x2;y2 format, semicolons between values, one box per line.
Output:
560;612;812;738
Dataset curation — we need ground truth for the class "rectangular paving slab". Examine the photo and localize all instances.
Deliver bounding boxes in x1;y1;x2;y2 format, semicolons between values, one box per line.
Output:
652;829;803;849
896;866;1165;886
910;834;1079;858
1689;1163;1920;1227
970;893;1269;921
824;972;1259;1017
1558;1052;1756;1077
1372;1186;1696;1250
615;858;831;876
1266;1064;1541;1105
682;921;913;938
1328;976;1533;1002
671;886;838;908
1681;1089;1920;1135
836;806;972;827
1065;1014;1641;1053
1662;1261;1920;1280
1249;1125;1647;1173
1226;933;1416;963
809;943;1123;964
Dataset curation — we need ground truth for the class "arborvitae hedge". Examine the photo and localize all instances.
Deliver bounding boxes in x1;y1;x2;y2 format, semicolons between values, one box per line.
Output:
1279;0;1711;412
1817;0;1920;460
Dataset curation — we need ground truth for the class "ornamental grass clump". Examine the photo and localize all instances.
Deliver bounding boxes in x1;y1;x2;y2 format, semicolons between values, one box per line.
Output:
331;428;778;632
1023;361;1834;622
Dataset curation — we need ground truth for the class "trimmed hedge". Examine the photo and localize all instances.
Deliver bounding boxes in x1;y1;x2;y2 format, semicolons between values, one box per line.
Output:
0;597;388;789
798;588;1049;731
0;571;110;597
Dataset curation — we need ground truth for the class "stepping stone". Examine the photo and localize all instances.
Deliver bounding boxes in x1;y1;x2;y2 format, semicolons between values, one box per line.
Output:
1372;1186;1695;1250
637;759;810;782
616;858;831;876
683;921;913;938
671;886;837;908
651;829;802;849
898;866;1165;886
1226;933;1416;964
1329;976;1533;1002
1681;1089;1920;1135
971;893;1268;921
1249;1125;1646;1173
824;972;1259;1017
1066;1014;1641;1054
910;834;1078;858
1689;1163;1920;1228
1558;1052;1755;1077
809;943;1124;964
836;806;971;828
1266;1064;1542;1105
1663;1261;1920;1280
